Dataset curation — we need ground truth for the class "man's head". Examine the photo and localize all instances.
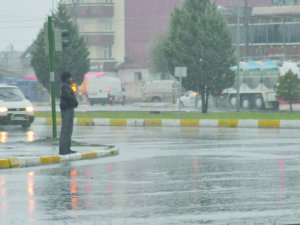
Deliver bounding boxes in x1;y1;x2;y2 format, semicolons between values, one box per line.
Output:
61;71;72;83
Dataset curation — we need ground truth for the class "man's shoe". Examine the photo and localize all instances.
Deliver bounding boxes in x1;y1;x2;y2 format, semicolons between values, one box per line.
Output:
69;150;77;154
59;150;77;155
59;152;68;155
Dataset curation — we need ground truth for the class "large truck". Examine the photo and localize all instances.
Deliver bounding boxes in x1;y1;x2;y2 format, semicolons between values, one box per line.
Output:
79;72;126;105
141;80;180;103
219;60;300;110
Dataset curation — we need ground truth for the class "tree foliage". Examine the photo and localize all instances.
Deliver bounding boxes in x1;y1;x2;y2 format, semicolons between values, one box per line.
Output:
150;35;170;78
30;2;90;97
152;0;236;113
274;70;300;112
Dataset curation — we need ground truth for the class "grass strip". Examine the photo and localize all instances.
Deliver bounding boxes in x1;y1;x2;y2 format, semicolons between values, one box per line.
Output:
36;111;300;120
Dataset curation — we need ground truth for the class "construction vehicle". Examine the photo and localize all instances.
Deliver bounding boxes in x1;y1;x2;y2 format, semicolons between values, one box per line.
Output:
218;60;300;110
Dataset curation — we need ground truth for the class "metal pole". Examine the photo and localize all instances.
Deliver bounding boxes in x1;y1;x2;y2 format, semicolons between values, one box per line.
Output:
178;76;182;118
236;0;241;112
48;16;57;139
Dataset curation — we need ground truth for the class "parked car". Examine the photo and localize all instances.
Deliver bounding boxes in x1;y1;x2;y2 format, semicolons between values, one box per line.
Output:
0;84;35;128
177;90;201;108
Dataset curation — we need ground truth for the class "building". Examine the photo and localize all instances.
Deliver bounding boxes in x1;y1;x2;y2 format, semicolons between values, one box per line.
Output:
62;0;300;100
0;47;24;79
216;0;300;60
63;0;181;101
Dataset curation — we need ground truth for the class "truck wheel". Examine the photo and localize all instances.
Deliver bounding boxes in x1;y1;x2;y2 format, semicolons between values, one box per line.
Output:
89;99;94;105
255;95;264;110
241;97;250;110
151;97;161;102
179;101;184;108
229;95;237;107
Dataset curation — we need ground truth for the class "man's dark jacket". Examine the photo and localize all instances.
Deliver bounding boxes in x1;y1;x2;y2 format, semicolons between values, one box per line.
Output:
60;82;78;110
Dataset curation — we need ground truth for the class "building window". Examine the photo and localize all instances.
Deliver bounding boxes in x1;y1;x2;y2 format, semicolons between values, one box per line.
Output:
134;72;142;81
105;21;113;31
103;46;112;58
273;0;300;5
105;0;113;3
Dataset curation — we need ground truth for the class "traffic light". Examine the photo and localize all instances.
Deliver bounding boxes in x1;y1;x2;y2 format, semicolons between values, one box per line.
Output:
61;30;70;49
54;29;70;52
44;22;50;55
54;28;62;51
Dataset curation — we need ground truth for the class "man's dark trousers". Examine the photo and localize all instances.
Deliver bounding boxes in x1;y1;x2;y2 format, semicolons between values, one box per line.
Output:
59;108;74;155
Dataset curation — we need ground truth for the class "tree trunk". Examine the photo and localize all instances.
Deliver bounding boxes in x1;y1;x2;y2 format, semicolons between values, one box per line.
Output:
201;85;209;114
289;101;293;112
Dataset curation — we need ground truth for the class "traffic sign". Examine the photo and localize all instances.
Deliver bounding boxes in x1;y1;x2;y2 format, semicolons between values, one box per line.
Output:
175;67;187;77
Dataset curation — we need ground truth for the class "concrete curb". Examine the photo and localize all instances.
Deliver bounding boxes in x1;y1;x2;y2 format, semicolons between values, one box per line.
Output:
0;147;119;170
34;118;300;129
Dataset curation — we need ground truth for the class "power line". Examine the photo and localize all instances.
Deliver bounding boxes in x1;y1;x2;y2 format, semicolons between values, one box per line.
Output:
0;25;43;29
0;19;44;23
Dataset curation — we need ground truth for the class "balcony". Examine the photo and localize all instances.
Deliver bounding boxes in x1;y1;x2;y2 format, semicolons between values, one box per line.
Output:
65;3;114;18
81;32;114;45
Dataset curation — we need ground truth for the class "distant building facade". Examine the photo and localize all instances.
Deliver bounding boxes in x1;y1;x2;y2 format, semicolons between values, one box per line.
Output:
0;48;24;79
63;0;181;101
62;0;300;100
216;0;300;60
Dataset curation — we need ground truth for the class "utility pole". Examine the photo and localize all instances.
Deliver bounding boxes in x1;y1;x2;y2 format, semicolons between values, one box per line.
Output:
236;0;241;112
47;16;57;139
244;0;249;59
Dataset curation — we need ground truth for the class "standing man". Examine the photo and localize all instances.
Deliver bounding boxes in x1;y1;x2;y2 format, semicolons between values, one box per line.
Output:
59;71;78;155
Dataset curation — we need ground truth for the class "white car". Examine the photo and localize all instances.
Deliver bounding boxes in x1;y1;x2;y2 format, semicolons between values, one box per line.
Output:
177;90;202;108
0;84;35;128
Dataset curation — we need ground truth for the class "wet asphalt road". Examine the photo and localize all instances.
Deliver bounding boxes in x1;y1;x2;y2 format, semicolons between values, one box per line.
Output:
1;125;300;225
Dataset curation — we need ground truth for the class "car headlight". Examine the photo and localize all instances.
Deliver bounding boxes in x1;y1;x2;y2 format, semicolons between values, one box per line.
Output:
0;107;8;113
26;106;34;112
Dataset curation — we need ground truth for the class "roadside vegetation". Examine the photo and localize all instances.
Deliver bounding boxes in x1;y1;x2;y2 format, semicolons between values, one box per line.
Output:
35;111;300;120
151;0;235;113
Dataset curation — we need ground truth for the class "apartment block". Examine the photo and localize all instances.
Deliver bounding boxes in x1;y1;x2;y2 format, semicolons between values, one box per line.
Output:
216;0;300;60
63;0;181;101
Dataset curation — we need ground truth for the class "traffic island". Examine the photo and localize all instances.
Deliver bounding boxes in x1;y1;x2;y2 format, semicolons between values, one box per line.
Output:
0;146;119;170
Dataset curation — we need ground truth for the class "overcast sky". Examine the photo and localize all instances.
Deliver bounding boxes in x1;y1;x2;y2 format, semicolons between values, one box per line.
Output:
0;0;60;52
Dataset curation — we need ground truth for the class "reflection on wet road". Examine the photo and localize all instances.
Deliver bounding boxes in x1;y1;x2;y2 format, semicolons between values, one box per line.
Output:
1;125;300;224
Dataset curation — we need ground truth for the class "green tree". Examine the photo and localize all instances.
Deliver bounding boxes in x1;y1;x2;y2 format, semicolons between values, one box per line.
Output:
30;2;90;97
150;35;170;79
274;70;300;112
154;0;235;113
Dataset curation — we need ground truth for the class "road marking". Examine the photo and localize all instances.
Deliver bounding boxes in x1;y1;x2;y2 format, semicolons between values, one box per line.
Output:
144;119;162;126
218;119;239;128
40;156;61;164
110;119;127;126
258;120;280;128
81;152;98;159
180;119;199;127
76;118;94;126
0;159;10;168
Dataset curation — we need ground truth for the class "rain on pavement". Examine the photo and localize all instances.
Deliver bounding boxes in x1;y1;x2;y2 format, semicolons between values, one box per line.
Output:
1;125;300;225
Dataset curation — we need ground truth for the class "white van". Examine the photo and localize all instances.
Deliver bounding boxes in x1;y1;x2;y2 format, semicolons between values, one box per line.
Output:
141;80;180;103
0;84;35;128
85;75;126;105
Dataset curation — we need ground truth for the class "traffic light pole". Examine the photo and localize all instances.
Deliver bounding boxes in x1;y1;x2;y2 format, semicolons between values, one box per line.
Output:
47;16;57;139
